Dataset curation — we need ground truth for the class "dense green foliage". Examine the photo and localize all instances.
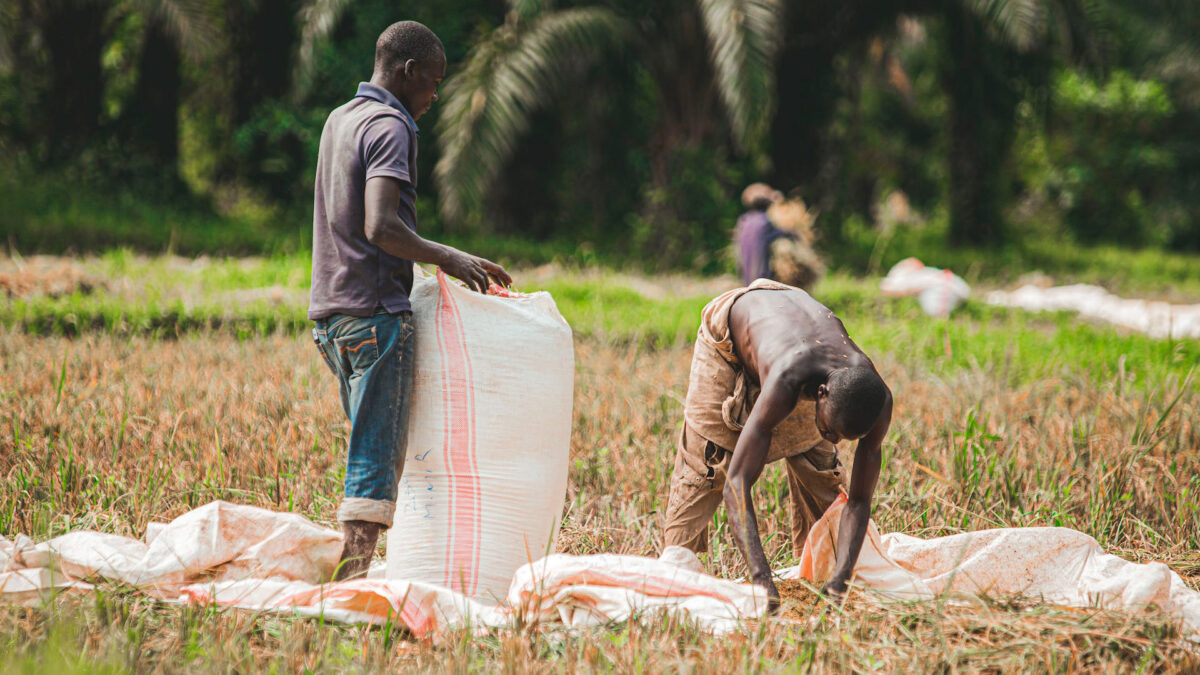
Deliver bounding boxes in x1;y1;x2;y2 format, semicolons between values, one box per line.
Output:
1;0;1199;267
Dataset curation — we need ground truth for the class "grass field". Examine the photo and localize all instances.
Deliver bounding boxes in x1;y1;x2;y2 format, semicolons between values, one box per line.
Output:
1;254;1199;671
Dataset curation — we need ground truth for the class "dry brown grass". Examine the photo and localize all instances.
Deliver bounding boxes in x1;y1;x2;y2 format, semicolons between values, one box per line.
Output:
0;256;106;299
1;328;1199;671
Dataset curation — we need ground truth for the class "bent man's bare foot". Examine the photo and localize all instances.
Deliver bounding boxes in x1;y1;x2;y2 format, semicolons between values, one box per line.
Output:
334;520;384;581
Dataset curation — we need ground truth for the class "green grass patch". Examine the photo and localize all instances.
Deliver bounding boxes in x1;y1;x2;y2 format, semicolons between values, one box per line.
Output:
0;171;310;257
816;274;1199;386
530;279;710;345
6;165;1200;298
3;256;1194;391
836;215;1200;300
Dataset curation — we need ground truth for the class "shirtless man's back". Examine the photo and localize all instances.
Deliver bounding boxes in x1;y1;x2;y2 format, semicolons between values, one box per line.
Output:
662;283;891;606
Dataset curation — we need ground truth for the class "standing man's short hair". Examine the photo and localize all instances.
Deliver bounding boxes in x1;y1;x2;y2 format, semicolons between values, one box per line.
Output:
375;21;444;73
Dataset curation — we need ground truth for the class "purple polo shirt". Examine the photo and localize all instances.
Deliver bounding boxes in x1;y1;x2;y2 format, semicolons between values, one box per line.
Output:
735;210;789;286
308;82;420;319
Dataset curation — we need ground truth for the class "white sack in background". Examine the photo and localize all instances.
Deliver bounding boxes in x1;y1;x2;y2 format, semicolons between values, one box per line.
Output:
985;284;1200;339
880;258;970;318
387;269;575;602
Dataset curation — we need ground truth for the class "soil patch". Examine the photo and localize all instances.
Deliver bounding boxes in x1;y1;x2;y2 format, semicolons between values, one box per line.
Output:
776;579;823;620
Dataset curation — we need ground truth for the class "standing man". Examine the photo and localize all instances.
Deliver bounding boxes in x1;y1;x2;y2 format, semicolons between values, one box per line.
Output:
309;21;512;580
662;280;892;605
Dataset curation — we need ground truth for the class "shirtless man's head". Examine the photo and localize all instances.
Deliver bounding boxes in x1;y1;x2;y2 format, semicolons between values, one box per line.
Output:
815;366;890;443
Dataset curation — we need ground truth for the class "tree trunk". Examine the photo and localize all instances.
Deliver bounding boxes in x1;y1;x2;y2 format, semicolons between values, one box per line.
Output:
127;14;182;167
228;0;300;127
771;0;936;240
636;3;727;267
942;1;1020;247
644;1;717;192
38;0;109;157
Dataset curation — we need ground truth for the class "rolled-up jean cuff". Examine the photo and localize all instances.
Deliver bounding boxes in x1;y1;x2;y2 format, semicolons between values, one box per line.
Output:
337;497;395;526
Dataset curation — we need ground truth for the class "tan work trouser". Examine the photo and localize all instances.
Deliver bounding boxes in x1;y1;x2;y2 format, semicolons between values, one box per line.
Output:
662;422;845;557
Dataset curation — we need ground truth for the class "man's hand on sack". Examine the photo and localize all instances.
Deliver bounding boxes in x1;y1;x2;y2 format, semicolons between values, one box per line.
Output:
442;250;513;293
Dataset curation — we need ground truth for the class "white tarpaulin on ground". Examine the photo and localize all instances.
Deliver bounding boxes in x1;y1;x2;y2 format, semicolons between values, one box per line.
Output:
781;494;1200;641
0;500;767;640
985;283;1200;339
4;496;1198;641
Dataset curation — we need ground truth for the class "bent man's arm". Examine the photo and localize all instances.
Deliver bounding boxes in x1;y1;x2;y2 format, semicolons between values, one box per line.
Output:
364;176;511;292
824;391;891;597
723;377;798;607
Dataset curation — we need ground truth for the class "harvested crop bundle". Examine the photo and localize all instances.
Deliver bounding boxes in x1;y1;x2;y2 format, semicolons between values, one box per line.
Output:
766;198;817;246
765;198;825;290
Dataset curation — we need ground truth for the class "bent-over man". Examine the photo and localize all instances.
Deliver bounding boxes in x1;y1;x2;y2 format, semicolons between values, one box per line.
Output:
662;279;892;605
308;21;511;580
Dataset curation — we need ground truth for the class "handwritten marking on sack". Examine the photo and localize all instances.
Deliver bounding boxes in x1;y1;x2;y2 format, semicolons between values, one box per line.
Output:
399;448;437;519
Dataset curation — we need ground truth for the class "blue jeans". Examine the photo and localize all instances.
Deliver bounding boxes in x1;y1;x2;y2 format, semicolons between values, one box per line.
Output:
313;309;415;526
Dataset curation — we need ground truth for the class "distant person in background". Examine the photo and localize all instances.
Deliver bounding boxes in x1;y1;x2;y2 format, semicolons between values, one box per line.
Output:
308;20;511;580
734;183;789;285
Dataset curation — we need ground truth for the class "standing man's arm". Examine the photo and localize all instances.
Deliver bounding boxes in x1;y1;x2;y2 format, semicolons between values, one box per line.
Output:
723;377;798;607
823;392;891;597
364;176;511;292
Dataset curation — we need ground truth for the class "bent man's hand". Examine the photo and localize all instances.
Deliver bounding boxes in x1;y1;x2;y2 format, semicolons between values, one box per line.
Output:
821;577;848;601
755;574;781;614
441;251;512;293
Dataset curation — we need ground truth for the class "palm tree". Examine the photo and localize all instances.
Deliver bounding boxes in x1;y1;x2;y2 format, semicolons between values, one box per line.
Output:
0;0;214;164
771;0;1103;247
431;0;784;229
940;0;1103;245
119;0;216;168
954;0;1117;245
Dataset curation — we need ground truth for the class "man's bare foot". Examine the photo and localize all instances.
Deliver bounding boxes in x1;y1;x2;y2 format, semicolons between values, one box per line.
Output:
334;520;383;581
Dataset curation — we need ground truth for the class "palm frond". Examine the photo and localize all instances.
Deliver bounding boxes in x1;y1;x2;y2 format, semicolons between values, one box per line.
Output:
434;7;626;226
296;0;355;82
0;2;16;71
130;0;217;59
963;0;1048;51
507;0;553;21
697;0;784;153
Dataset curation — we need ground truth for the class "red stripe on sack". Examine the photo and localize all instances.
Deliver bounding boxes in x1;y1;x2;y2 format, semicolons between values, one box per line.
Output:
435;274;458;589
449;281;483;595
435;270;482;595
445;273;483;595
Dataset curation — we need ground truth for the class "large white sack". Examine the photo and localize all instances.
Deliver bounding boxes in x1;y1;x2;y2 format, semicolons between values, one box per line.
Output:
387;268;574;602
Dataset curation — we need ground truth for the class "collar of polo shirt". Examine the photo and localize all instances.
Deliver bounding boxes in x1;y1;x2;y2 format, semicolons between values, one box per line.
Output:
355;82;419;134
